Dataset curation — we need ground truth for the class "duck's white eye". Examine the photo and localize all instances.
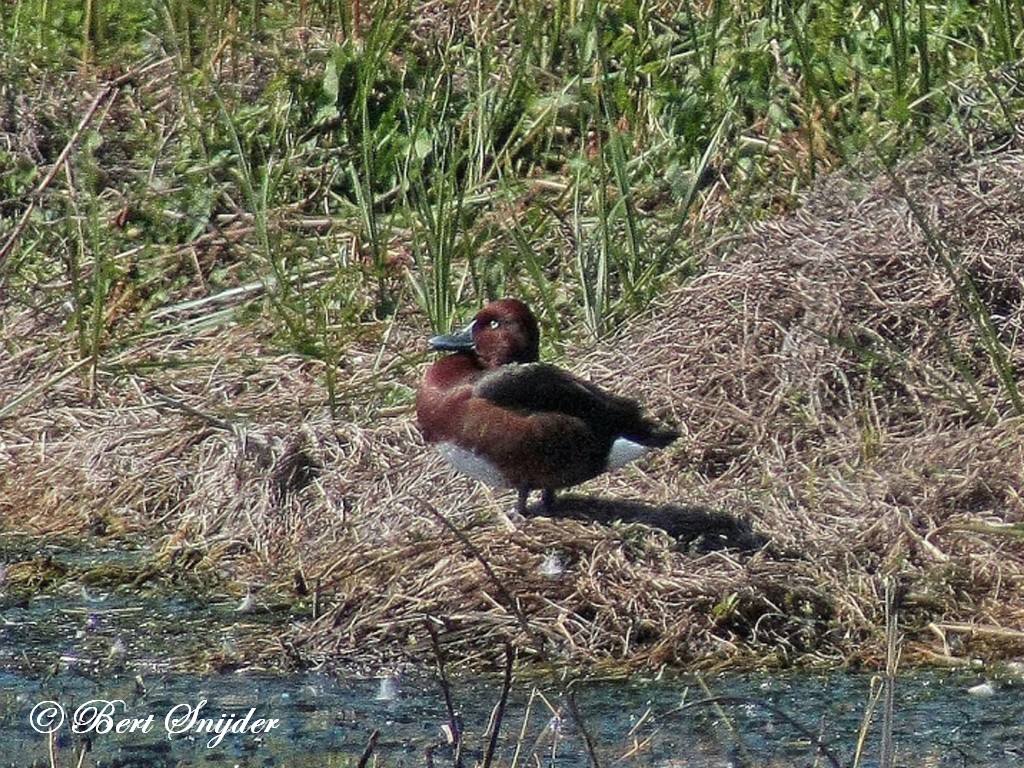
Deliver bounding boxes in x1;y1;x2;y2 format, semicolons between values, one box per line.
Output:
488;319;501;329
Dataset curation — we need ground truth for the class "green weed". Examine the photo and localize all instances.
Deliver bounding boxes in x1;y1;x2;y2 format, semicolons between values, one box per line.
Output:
1;0;1022;392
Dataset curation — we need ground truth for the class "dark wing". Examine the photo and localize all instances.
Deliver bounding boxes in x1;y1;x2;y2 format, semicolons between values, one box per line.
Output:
475;363;677;446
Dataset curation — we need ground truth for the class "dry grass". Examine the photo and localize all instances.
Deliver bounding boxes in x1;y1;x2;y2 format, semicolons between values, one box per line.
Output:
4;135;1024;674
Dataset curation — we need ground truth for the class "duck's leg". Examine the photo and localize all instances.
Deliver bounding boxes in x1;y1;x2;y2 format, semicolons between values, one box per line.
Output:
540;489;556;513
516;488;530;516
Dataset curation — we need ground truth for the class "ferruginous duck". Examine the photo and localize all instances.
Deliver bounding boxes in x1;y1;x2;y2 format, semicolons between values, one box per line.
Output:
416;299;678;514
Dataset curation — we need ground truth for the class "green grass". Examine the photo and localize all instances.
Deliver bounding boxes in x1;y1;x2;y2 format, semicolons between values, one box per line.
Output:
1;0;1022;368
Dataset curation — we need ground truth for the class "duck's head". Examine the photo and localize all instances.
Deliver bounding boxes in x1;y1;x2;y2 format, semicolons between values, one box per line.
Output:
428;299;540;368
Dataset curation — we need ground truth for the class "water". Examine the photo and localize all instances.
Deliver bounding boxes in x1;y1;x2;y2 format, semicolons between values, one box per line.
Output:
2;666;1021;766
2;539;1022;766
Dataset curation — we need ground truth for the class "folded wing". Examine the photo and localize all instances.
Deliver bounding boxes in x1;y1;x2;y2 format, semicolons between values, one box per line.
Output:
475;363;677;447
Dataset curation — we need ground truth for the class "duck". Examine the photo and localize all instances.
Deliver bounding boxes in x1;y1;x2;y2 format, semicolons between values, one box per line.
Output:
416;299;678;514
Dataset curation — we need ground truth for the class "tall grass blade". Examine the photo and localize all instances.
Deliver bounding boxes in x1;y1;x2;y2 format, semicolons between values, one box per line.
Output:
885;159;1024;416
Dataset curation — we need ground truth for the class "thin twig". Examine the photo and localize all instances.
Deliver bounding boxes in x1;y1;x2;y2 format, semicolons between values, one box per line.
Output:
426;621;464;768
412;496;538;648
851;676;884;768
509;687;538;768
881;576;902;768
566;688;602;768
151;388;235;432
356;728;379;768
482;642;515;768
0;356;93;422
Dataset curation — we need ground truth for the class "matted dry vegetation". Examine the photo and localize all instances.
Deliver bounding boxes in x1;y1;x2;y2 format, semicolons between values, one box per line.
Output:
4;135;1024;675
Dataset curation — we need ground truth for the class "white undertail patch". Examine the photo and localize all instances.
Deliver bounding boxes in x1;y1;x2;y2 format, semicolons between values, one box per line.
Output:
606;438;651;470
436;442;510;488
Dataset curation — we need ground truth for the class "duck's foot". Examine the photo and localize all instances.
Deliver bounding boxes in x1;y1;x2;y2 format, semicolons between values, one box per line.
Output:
491;488;529;530
513;488;557;518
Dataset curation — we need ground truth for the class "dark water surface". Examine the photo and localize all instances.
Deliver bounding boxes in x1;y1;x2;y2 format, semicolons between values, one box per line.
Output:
2;665;1022;767
2;539;1022;766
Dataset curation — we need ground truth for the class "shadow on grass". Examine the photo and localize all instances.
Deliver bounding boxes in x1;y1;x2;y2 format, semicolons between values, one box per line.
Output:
525;494;769;554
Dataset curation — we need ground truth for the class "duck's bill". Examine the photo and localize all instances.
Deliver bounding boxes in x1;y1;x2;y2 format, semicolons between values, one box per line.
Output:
428;322;475;352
